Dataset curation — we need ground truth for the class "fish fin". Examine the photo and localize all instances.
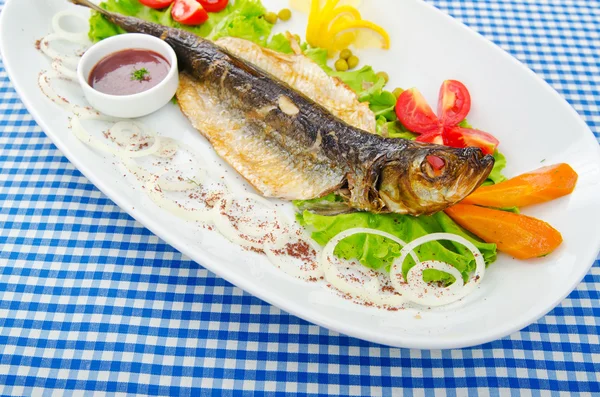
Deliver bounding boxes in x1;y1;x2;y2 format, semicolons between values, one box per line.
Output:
295;200;357;216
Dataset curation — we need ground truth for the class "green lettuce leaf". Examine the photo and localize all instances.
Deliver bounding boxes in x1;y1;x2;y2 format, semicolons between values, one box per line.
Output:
89;11;125;41
206;0;271;45
484;151;507;185
266;33;294;54
298;210;496;280
376;116;416;139
369;90;396;115
332;66;380;96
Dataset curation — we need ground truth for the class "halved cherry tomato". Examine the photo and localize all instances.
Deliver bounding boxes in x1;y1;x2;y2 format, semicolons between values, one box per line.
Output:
395;80;500;154
199;0;228;13
139;0;175;8
172;0;209;25
438;80;471;127
445;127;499;155
395;88;442;134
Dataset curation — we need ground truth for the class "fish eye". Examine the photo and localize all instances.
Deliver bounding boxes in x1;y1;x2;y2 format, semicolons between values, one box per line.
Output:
423;155;446;178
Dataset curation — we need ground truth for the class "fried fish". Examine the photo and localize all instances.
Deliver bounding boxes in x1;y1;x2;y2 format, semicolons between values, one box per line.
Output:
70;0;495;215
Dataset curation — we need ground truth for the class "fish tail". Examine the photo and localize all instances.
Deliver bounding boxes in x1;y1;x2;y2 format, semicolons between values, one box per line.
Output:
68;0;105;14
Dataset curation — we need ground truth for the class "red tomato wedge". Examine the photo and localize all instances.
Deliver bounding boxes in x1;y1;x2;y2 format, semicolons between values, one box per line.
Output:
395;88;442;134
445;127;499;155
395;80;500;155
438;80;471;127
199;0;229;12
139;0;175;8
172;0;209;25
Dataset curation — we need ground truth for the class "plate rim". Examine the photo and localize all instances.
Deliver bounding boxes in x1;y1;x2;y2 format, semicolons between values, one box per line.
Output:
1;0;599;349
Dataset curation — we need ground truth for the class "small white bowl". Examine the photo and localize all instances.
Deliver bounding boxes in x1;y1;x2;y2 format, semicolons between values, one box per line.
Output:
77;33;178;118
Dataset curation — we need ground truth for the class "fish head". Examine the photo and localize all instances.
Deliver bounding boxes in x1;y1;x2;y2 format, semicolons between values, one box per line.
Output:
377;145;495;215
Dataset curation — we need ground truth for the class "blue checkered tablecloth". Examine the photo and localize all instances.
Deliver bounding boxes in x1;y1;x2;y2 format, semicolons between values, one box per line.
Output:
1;0;599;395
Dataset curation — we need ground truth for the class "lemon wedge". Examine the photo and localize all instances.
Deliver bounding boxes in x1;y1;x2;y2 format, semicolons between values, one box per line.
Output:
296;0;390;54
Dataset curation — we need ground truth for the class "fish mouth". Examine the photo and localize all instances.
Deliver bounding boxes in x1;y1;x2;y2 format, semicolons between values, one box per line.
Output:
465;147;495;170
464;148;495;187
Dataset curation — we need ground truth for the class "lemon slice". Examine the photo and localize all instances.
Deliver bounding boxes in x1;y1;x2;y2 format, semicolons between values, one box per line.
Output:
326;5;362;24
328;19;391;50
321;6;362;51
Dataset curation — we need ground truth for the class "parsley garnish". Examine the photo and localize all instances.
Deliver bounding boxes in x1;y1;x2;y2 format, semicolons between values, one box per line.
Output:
131;68;150;82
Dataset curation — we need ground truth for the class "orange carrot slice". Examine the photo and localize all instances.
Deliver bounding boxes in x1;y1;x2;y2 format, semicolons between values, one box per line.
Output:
462;163;577;208
445;204;563;259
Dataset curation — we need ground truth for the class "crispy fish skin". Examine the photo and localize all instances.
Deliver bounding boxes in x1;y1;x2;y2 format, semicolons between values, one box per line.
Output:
69;0;495;215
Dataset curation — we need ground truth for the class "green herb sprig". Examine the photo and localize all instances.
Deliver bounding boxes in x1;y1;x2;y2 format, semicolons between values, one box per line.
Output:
131;67;150;82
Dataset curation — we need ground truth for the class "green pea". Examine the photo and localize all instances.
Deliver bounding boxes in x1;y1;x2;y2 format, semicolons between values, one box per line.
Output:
278;9;292;21
347;55;359;69
339;49;352;60
335;59;349;72
376;71;389;83
392;87;404;98
264;12;278;24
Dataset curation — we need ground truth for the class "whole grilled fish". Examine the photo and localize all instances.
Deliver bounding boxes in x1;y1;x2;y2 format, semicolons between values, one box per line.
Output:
70;0;494;215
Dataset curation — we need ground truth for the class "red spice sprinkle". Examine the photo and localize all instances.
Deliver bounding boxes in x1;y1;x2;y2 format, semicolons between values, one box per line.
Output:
246;246;265;255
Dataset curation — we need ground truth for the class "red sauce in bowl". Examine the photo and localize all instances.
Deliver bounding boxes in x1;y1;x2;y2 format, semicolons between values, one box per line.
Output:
88;49;171;96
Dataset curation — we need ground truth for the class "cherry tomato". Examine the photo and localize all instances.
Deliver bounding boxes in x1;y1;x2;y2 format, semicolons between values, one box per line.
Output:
171;0;209;25
395;88;442;134
438;80;471;127
445;127;499;155
139;0;175;9
198;0;229;13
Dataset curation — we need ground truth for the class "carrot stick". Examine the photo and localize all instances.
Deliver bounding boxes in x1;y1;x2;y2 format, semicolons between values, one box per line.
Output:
445;204;563;259
461;163;577;208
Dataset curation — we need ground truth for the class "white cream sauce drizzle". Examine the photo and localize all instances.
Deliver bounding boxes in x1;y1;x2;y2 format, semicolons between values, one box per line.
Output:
37;11;486;309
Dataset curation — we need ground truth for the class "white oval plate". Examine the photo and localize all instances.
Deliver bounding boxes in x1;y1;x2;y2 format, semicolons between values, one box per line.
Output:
1;0;599;349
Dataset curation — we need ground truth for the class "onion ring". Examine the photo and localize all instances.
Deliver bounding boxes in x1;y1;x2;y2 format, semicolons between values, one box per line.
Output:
389;233;485;307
